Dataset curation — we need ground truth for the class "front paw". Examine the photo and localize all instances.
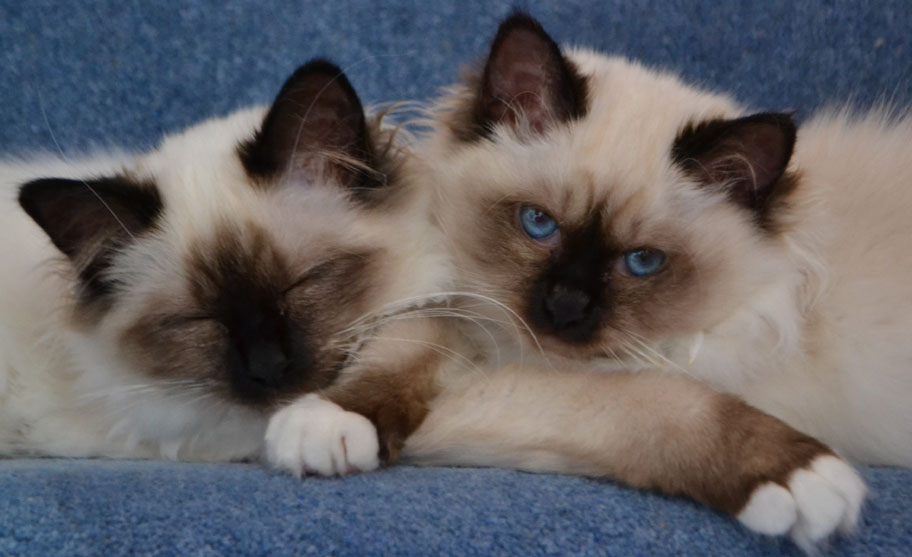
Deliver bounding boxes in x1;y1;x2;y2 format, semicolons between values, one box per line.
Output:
737;455;866;552
265;394;380;477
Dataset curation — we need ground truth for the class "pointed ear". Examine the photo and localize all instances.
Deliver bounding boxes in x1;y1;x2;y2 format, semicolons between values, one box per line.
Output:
468;12;587;140
19;176;163;299
672;112;797;215
238;59;381;190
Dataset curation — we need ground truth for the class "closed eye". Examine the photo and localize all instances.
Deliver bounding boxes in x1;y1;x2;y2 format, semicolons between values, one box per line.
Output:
281;259;337;296
177;313;216;323
157;313;222;332
282;274;312;296
283;251;373;297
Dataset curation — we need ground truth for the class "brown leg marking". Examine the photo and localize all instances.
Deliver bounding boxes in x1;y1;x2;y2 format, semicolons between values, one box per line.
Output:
323;348;441;463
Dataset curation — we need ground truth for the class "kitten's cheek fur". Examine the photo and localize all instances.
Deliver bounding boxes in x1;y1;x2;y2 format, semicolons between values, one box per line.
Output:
737;455;866;552
264;394;380;477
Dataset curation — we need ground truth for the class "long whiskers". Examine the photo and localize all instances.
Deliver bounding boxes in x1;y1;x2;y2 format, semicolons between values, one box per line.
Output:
620;331;697;379
371;307;508;366
368;335;489;380
601;345;627;369
76;378;215;405
335;290;551;371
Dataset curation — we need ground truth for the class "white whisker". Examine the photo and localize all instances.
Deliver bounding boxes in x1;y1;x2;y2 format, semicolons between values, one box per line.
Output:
38;90;137;241
622;331;697;379
369;335;489;380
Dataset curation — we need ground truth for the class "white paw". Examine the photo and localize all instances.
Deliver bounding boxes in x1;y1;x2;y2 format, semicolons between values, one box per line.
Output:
737;455;866;552
264;394;380;477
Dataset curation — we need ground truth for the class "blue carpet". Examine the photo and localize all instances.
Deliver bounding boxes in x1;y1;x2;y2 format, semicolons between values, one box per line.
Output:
1;1;910;154
0;1;910;555
1;461;909;556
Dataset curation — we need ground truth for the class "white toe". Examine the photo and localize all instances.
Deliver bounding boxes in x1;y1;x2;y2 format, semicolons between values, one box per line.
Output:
738;482;798;536
338;414;380;473
788;466;848;549
264;404;305;477
810;455;866;534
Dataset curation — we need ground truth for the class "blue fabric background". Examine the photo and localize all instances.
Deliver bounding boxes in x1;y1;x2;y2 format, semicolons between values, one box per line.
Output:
1;1;910;555
2;1;910;154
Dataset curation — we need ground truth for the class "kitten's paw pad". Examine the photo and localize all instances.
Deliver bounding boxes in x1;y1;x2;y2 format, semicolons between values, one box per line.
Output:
737;455;866;552
264;394;380;477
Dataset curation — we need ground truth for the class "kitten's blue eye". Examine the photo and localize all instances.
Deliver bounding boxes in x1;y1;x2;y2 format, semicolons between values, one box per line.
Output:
623;249;666;277
519;205;559;240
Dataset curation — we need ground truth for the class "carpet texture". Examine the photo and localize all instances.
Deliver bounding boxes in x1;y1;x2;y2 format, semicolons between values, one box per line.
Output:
1;1;910;555
1;1;910;154
1;461;910;556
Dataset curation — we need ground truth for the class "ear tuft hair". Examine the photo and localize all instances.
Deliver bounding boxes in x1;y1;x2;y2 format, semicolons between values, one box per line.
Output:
465;11;587;141
238;59;383;192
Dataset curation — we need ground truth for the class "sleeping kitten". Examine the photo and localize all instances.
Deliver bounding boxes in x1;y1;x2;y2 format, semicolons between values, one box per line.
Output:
0;59;447;475
416;13;912;468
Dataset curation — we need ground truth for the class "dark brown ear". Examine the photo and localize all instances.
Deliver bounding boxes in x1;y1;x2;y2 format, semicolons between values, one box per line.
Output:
19;176;163;300
238;59;381;190
468;12;587;140
672;112;797;217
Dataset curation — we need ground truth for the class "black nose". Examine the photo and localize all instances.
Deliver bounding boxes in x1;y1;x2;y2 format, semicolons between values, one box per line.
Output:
241;336;289;389
224;303;292;398
542;284;598;340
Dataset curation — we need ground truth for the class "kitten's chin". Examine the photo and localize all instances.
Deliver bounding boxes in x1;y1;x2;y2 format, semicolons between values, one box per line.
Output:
519;328;615;363
516;334;642;373
518;327;686;373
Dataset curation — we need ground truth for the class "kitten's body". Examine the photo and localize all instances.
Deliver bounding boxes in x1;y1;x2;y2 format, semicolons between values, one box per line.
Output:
419;20;912;466
676;108;912;466
729;110;912;465
0;65;447;467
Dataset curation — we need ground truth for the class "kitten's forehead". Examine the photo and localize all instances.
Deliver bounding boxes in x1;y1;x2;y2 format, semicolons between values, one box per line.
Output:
439;129;670;236
109;100;439;322
87;108;394;330
569;51;741;205
568;49;741;146
136;105;368;242
435;49;745;233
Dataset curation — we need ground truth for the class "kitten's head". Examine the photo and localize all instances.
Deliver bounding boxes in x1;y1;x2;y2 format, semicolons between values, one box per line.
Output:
20;60;425;410
424;13;800;363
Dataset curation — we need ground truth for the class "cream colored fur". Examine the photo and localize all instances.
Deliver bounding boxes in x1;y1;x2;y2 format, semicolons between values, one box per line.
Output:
418;48;912;466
